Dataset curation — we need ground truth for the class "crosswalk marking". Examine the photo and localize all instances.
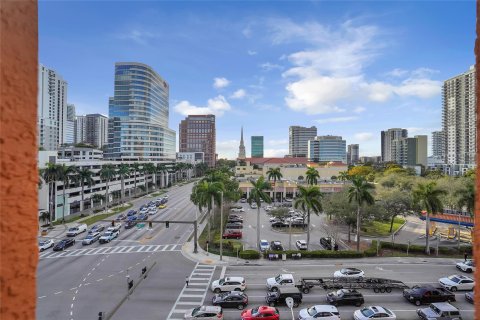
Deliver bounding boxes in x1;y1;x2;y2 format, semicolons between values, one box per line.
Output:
166;263;216;320
40;244;181;260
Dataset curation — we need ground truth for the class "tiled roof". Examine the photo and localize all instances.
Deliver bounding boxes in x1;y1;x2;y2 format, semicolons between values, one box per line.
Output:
245;157;308;164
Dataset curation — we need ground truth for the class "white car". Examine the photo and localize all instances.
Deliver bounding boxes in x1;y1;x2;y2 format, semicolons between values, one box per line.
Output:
148;207;158;215
240;198;246;203
296;240;308;250
99;230;119;244
353;306;397;320
439;274;475;291
231;207;245;213
140;208;149;214
298;305;340;320
211;277;246;293
251;203;258;209
266;274;295;291
334;268;365;278
260;239;270;252
456;259;475;273
184;306;223;320
39;239;54;252
265;205;273;211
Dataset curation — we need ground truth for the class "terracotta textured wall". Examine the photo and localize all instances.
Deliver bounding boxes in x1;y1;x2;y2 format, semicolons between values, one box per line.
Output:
476;0;480;316
0;1;38;319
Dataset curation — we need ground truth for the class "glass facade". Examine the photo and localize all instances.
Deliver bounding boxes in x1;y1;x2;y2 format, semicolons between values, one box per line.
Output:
308;135;346;163
251;136;264;158
106;62;176;161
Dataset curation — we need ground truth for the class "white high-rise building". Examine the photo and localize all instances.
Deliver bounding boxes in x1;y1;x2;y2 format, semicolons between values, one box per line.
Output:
64;104;75;144
75;115;87;144
37;64;68;150
443;66;476;166
381;128;408;162
289;126;317;157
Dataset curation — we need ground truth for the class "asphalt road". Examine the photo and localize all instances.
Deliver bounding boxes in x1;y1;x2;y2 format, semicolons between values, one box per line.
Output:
36;182;199;320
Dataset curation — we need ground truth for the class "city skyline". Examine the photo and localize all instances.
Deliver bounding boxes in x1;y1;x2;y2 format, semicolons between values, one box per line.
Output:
39;1;475;158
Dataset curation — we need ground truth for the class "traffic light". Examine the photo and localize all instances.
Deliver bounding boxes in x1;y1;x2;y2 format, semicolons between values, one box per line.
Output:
98;312;103;320
142;266;147;278
128;279;133;290
111;220;115;227
148;221;153;229
165;221;169;228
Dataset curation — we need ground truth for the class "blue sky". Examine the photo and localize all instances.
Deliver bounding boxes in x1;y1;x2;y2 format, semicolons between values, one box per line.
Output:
39;1;475;159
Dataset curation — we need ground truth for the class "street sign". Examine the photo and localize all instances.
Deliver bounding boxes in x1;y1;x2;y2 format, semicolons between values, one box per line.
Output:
137;223;145;229
285;297;294;309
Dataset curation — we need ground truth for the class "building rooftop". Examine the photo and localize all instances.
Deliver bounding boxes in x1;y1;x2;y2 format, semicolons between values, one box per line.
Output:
244;157;309;165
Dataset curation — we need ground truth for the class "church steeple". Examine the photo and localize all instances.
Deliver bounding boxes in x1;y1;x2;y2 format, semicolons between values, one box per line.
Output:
238;126;246;160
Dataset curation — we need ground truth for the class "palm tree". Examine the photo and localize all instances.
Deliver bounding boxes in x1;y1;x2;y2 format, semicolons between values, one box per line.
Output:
58;164;77;223
338;171;350;182
455;178;475;217
192;180;224;244
266;167;283;204
143;163;156;194
99;164;117;213
348;175;375;252
156;164;168;188
247;176;272;251
77;167;95;211
39;211;50;226
41;163;63;225
413;181;446;254
294;185;323;249
117;164;130;201
306;167;320;186
130;163;141;197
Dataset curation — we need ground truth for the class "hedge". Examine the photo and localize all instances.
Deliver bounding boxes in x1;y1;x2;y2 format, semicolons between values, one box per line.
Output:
263;250;364;259
364;240;378;257
379;241;472;255
239;249;260;259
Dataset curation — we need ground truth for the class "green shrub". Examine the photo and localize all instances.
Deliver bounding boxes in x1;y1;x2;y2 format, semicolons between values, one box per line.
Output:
364;240;378;257
263;250;364;259
239;250;260;259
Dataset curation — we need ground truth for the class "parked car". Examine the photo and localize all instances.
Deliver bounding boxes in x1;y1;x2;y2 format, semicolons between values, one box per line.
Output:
240;198;247;203
326;289;364;307
298;305;340;320
266;274;295;292
251;203;258;209
353;306;397;320
99;230;119;244
89;224;105;234
334;268;364;278
403;285;456;306
227;217;243;223
265;287;302;308
223;230;242;239
66;223;87;237
270;241;284;251
225;222;243;229
296;240;308;250
456;259;475;273
229;214;243;221
211;277;246;293
417;302;462;320
240;306;279;320
39;239;55;252
260;240;270;252
265;205;273;211
212;291;248;310
82;232;101;245
184;306;223;320
124;220;137;229
438;274;474;291
465;291;474;303
271;221;287;228
53;238;75;251
115;213;127;221
231;207;245;213
127;210;137;217
320;237;338;251
284;198;293;202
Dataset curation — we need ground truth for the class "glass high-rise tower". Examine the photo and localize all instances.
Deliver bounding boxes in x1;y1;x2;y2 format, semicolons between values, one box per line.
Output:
106;62;176;161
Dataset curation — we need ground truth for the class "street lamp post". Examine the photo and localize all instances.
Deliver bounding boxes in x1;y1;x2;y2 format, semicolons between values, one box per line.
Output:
220;191;224;261
289;219;292;250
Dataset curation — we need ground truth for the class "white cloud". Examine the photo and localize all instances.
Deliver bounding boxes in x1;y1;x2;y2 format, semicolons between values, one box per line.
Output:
385;68;408;77
364;77;441;101
264;148;289;157
316;116;357;124
116;29;157;45
260;62;284;71
266;139;288;147
247;50;257;56
354;132;374;141
213;77;230;89
353;106;366;113
230;89;246;99
174;95;231;116
217;139;240;159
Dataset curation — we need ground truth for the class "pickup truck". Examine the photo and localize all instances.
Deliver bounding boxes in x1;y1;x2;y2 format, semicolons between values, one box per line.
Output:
403;285;455;306
99;230;119;244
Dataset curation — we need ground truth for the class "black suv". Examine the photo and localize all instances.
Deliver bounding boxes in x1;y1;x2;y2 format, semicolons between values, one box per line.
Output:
270;241;284;251
212;291;248;310
326;289;364;307
265;287;302;308
225;222;243;229
320;237;339;251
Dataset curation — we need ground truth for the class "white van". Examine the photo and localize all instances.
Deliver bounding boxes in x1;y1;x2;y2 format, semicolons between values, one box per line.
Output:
66;223;88;237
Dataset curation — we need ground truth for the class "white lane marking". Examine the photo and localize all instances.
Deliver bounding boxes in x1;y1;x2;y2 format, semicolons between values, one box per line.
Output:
69;287;77;291
83;278;86;282
71;303;73;309
87;273;91;276
219;266;226;279
96;278;103;282
75;290;78;294
70;311;73;316
38;296;46;299
108;274;114;277
72;296;75;301
54;291;62;295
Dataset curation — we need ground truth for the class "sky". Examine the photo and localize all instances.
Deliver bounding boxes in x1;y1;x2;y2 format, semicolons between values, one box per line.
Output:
39;1;476;159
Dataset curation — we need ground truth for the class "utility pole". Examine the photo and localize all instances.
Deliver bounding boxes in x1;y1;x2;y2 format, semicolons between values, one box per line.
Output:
220;191;224;261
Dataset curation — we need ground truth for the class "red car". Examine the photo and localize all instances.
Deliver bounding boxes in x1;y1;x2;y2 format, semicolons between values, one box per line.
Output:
241;306;280;320
223;230;242;239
